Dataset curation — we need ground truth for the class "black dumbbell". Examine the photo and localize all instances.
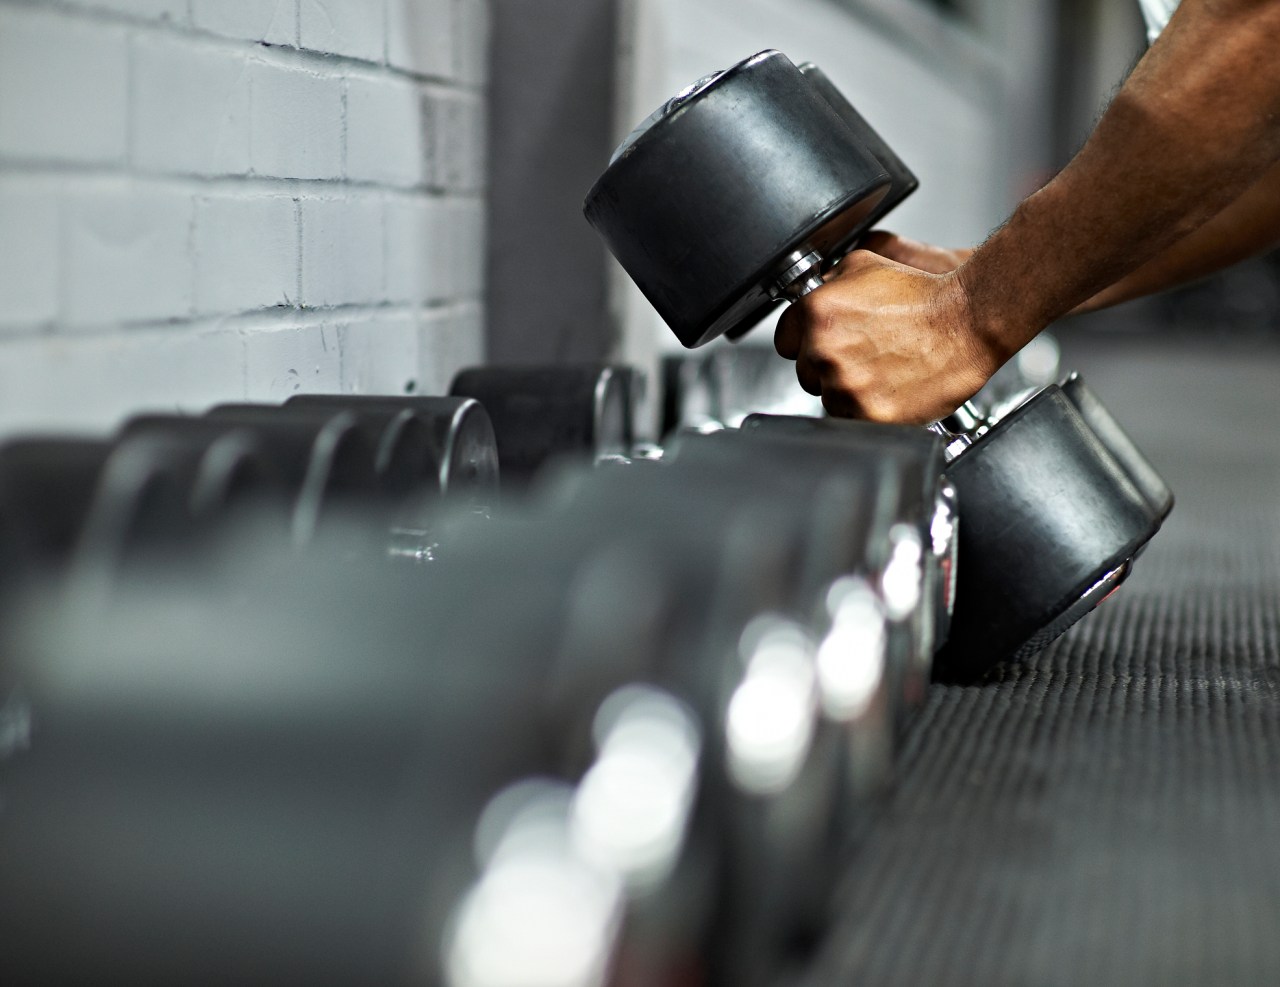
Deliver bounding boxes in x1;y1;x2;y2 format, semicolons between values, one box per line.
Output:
585;49;1171;679
450;364;643;487
74;428;289;580
284;394;500;507
0;536;613;985
926;384;1162;679
0;438;112;590
1060;372;1173;521
120;407;380;547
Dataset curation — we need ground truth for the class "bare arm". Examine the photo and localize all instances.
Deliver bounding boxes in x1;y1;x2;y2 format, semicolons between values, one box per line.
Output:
776;0;1280;423
1076;158;1280;311
863;158;1280;314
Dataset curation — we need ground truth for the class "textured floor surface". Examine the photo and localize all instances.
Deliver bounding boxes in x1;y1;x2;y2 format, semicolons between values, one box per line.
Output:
798;331;1280;987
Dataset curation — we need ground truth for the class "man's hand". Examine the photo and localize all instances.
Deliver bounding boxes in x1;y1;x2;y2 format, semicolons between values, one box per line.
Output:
860;231;973;276
773;250;1001;424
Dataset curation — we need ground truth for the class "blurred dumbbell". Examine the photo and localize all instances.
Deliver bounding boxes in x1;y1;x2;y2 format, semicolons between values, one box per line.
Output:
738;413;958;693
661;346;824;437
585;48;1170;679
0;439;112;591
4;494;800;986
284;394;499;507
450;364;647;488
0;533;604;986
75;428;289;580
120;408;380;547
534;451;903;981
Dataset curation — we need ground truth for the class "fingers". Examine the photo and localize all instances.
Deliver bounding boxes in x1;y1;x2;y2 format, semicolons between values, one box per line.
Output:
858;229;903;259
774;303;803;360
820;386;861;419
794;351;824;396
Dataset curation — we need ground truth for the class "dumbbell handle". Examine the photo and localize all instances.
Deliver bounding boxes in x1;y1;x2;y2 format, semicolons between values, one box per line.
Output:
770;249;985;454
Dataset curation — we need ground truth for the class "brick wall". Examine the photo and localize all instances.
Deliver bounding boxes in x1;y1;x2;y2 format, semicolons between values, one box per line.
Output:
0;0;489;434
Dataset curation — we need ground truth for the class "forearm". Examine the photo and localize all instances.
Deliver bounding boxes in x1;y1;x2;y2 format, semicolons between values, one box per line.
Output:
957;0;1280;359
1076;159;1280;312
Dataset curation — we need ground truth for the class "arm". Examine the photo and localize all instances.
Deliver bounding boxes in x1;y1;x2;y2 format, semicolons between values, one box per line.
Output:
861;156;1280;312
777;0;1280;424
1076;157;1280;311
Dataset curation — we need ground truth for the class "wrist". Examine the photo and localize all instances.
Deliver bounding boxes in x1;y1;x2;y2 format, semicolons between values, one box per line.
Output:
953;194;1064;360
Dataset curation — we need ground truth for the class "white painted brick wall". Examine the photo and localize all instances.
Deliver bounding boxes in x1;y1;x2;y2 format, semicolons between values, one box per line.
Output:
194;194;298;314
300;0;384;63
299;194;385;307
345;72;426;187
69;0;187;22
132;34;253;176
386;0;454;79
63;181;194;327
0;0;491;435
0;6;128;164
248;60;344;180
192;0;296;45
0;177;59;326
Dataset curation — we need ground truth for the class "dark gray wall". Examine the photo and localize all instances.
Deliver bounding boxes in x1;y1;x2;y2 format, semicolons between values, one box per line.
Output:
486;0;621;364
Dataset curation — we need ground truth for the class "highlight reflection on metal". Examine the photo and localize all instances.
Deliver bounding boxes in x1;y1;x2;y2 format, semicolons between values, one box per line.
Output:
932;480;960;624
1010;560;1132;662
816;577;887;721
571;686;701;892
446;687;700;987
726;616;818;795
0;689;33;760
881;523;924;621
769;249;825;302
448;782;624;987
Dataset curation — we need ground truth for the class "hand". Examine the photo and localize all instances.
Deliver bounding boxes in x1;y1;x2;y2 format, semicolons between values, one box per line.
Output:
774;250;1000;425
860;230;973;275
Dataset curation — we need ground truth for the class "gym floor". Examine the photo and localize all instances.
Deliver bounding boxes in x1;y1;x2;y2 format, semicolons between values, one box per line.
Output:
798;328;1280;986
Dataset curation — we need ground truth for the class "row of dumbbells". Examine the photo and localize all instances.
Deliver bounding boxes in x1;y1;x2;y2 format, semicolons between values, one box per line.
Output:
0;361;975;987
1;355;1170;986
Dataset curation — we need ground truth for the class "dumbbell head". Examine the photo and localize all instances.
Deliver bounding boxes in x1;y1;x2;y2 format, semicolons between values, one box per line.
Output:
936;384;1162;680
1059;372;1173;521
796;62;918;260
75;429;289;577
285;394;500;504
125;409;380;546
450;365;638;487
584;49;893;347
0;439;112;587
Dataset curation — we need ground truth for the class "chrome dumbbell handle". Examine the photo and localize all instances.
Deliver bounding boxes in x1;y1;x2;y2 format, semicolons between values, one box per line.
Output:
768;253;988;457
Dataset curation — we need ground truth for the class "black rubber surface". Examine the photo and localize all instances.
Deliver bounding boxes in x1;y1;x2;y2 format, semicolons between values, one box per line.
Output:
797;333;1280;986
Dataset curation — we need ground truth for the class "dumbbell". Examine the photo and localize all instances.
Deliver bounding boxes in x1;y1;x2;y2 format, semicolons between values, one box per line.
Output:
6;490;819;985
1060;372;1173;521
450;364;647;488
284;394;500;507
585;50;907;348
585;49;1170;679
534;455;906;980
0;533;623;986
118;408;379;549
661;346;824;436
0;439;112;591
737;413;959;682
74;428;289;581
